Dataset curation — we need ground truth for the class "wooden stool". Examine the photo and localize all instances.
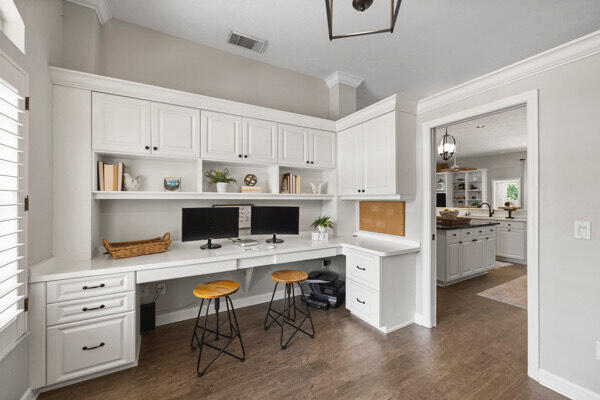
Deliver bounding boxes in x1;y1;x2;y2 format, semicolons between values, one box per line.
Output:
264;270;315;349
190;280;245;376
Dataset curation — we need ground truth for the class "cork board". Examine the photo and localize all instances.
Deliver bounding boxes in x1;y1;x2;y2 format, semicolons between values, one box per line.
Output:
359;201;405;236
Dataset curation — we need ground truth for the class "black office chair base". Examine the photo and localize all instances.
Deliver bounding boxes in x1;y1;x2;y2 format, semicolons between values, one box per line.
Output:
263;282;315;349
190;296;245;377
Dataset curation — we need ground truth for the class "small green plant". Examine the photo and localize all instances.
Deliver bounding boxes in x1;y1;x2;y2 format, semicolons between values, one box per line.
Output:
311;216;335;231
204;168;237;184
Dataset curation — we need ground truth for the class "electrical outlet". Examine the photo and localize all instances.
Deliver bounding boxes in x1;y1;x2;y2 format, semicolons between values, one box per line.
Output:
139;285;149;298
574;221;591;240
157;282;166;296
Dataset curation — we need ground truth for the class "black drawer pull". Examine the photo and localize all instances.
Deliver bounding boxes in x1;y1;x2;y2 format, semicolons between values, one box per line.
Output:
356;265;366;271
82;342;105;351
459;241;463;244
82;304;105;312
472;239;477;242
466;232;470;234
82;283;105;290
356;298;366;304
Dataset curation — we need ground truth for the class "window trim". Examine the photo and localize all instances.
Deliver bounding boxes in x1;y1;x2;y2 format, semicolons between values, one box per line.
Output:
492;178;521;208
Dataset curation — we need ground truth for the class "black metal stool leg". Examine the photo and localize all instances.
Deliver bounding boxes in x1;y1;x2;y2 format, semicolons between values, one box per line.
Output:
280;284;288;349
226;296;246;361
263;282;279;330
298;282;315;338
214;298;220;341
190;298;204;349
196;299;211;376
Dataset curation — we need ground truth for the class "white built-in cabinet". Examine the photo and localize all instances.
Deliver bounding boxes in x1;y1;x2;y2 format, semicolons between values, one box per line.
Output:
243;117;278;164
337;98;416;198
278;124;335;169
437;225;497;286
92;92;199;158
200;111;243;162
496;220;527;262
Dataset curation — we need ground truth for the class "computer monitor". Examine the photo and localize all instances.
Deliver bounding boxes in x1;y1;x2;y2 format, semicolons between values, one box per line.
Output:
182;207;239;249
251;206;299;243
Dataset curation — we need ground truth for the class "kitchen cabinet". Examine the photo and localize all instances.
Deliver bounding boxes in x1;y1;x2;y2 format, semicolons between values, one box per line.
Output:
151;102;199;158
437;225;497;286
201;111;243;162
279;124;335;168
243;117;278;164
309;129;335;168
337;126;361;195
497;222;526;262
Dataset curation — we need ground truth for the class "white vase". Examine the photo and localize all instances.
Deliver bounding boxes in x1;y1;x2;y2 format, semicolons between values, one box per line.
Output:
216;182;228;193
312;229;328;241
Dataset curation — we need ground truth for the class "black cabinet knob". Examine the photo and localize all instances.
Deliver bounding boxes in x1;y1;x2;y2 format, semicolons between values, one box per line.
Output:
153;146;158;151
244;155;248;158
362;189;365;193
238;154;242;158
145;145;150;150
306;160;310;164
357;189;361;193
310;161;314;164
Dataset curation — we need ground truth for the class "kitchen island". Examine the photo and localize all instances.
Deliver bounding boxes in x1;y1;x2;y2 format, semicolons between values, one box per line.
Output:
436;221;500;286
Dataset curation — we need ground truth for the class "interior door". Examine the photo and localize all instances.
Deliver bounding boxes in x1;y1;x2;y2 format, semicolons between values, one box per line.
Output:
309;129;335;169
337;127;360;195
278;124;308;167
362;112;395;194
92;93;151;155
201;111;242;162
243;117;277;164
151;102;199;158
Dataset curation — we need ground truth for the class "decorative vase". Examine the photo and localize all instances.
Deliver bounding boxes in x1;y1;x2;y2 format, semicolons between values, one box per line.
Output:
216;182;228;193
312;227;328;241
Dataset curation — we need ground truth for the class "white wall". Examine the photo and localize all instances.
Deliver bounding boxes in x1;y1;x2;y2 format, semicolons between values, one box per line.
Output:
416;52;600;395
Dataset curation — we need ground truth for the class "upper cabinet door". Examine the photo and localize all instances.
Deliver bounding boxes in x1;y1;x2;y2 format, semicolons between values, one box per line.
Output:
362;112;395;195
243;118;277;164
278;124;308;167
201;111;243;162
309;129;335;169
337;127;360;195
151;103;199;158
92;92;151;155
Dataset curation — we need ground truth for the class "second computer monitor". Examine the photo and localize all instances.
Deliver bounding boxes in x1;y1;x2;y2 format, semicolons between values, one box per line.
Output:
251;206;299;243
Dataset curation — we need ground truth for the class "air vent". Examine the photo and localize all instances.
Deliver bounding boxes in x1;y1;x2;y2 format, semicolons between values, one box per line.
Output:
227;31;267;54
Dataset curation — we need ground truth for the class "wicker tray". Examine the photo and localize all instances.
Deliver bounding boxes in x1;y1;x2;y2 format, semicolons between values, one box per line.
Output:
437;216;472;226
103;232;171;259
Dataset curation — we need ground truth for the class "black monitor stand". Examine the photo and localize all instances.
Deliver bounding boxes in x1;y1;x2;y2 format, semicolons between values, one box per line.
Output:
200;239;222;250
266;234;284;244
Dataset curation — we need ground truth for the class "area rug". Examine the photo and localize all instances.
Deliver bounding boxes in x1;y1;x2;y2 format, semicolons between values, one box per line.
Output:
477;275;527;309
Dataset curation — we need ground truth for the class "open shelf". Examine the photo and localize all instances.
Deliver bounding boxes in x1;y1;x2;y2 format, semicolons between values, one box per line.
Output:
92;191;334;201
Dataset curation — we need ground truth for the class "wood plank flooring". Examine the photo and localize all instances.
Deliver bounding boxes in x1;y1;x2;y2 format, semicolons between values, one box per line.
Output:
39;264;565;400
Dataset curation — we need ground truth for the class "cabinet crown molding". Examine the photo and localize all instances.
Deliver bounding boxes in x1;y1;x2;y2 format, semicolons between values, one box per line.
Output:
335;94;416;132
325;71;364;89
66;0;112;24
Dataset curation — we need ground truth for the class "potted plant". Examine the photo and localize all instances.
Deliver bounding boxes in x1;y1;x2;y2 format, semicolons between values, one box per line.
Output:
204;168;237;193
310;216;335;241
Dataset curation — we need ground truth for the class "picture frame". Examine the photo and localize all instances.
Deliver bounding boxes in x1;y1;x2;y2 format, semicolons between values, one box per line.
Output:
213;204;253;230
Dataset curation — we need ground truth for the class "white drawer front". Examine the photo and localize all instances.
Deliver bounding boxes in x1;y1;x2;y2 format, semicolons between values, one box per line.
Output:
47;273;134;303
346;281;380;327
461;228;477;239
445;230;461;244
47;312;136;385
498;220;526;230
47;292;135;326
346;251;380;290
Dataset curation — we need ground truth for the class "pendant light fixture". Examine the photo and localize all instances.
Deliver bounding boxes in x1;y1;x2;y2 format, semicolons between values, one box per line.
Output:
325;0;403;41
438;127;456;161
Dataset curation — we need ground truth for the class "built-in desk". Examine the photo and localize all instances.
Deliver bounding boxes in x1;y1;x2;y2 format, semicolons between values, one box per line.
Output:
28;234;420;390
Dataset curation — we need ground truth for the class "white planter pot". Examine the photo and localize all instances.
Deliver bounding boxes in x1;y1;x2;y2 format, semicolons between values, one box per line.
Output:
216;182;228;193
312;231;328;241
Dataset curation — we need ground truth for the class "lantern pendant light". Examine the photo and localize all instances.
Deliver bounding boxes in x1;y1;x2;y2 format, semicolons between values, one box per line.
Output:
325;0;403;41
438;127;456;161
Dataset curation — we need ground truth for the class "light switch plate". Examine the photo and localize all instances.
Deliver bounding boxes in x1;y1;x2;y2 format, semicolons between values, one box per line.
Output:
574;221;591;240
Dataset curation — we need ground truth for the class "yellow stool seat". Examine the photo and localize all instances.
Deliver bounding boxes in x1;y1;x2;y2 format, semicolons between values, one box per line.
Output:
193;280;239;299
270;270;308;284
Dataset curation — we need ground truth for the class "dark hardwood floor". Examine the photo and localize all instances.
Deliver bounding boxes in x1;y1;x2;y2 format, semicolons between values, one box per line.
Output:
39;264;564;400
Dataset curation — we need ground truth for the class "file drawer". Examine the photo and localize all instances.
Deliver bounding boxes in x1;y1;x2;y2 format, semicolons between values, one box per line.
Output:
47;311;135;385
346;280;380;327
346;250;380;290
47;292;135;326
46;272;134;303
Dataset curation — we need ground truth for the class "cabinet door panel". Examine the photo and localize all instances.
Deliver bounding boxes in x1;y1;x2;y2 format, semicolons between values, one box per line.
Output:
309;129;335;169
461;240;480;276
279;124;308;167
497;228;526;260
201;111;242;161
243;118;277;163
151;103;199;158
484;236;496;269
362;112;395;194
446;242;461;281
92;93;151;155
337;128;360;195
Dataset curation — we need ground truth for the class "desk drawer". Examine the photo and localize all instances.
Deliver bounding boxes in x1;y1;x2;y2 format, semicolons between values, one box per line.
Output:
47;273;134;304
346;280;379;327
346;251;380;290
47;292;135;326
47;312;135;385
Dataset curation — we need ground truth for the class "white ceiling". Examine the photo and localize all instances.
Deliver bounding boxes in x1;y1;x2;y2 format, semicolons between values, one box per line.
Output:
103;0;600;107
436;106;527;158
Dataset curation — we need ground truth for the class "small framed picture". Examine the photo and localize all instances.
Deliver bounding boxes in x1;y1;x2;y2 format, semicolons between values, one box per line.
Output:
213;204;253;230
163;177;181;192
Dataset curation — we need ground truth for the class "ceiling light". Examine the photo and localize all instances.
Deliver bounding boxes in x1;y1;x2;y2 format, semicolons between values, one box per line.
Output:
325;0;403;41
438;127;456;161
476;124;485;128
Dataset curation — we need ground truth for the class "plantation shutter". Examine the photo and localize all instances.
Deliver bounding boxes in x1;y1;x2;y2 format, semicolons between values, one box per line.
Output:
0;52;26;355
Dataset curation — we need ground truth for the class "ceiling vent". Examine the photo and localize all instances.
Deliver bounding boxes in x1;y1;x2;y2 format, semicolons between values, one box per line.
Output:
227;31;267;54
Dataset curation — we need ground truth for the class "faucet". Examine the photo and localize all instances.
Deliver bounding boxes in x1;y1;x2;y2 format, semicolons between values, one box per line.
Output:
479;202;495;217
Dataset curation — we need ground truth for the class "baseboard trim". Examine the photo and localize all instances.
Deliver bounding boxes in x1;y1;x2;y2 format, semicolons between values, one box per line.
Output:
413;312;433;328
19;388;37;400
381;320;414;334
539;369;600;400
155;290;286;327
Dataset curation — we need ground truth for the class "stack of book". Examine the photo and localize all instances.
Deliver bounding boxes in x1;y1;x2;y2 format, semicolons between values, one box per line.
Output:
280;173;300;194
241;186;262;193
97;161;123;191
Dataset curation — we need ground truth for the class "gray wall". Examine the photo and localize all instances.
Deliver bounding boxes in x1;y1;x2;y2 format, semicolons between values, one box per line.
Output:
416;53;600;394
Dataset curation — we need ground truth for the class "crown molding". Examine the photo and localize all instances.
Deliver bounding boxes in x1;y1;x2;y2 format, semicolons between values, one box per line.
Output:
417;29;600;114
66;0;112;24
335;94;416;131
325;71;364;89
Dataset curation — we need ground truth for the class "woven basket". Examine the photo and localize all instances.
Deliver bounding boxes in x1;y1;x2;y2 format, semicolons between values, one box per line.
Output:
103;232;171;259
